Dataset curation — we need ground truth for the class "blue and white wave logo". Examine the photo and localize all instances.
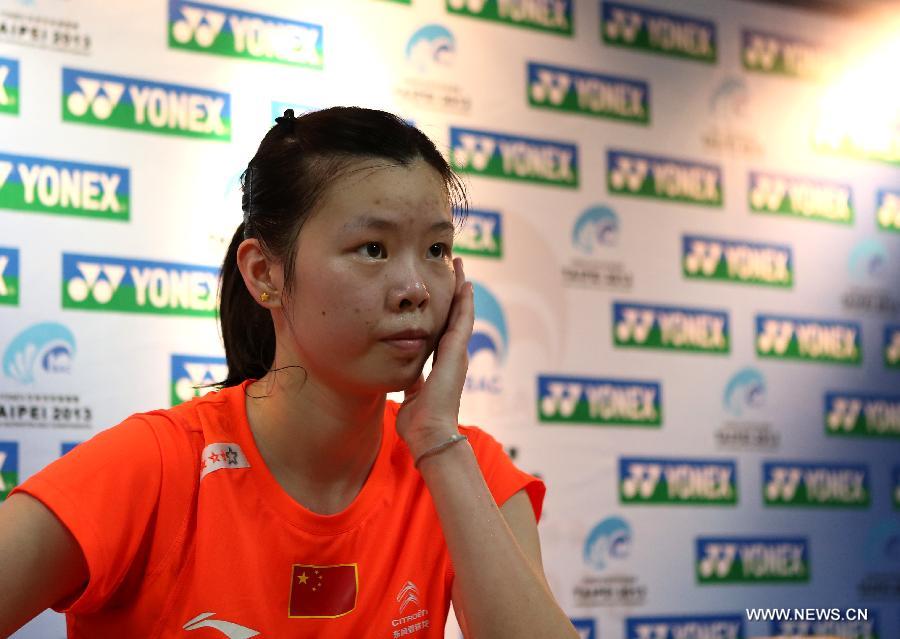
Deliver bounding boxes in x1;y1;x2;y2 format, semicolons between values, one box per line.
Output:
848;238;888;283
572;205;619;254
405;24;455;73
2;322;76;384
465;281;508;394
723;367;765;417
709;76;749;119
584;516;632;571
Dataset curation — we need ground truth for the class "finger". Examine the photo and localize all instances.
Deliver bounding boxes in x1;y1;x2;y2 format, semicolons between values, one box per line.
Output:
403;372;425;404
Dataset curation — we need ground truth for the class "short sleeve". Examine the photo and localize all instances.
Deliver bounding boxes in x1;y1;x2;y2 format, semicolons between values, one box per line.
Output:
457;424;546;524
8;415;164;614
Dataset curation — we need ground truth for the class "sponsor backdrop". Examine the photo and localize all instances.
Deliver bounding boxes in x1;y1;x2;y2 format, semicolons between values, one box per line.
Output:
1;0;898;637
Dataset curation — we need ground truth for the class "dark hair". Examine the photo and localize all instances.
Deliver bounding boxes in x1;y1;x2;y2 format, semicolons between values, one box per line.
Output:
217;106;468;388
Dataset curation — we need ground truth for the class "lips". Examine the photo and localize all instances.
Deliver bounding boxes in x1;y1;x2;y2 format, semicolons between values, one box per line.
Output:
381;329;430;353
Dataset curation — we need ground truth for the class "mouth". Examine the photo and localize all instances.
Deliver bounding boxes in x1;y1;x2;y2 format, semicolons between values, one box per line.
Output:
380;329;431;353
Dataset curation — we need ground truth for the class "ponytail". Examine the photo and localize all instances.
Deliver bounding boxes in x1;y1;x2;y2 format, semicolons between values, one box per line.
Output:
217;223;275;387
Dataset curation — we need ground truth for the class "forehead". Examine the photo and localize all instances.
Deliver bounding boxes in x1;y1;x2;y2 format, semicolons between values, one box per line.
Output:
310;157;451;229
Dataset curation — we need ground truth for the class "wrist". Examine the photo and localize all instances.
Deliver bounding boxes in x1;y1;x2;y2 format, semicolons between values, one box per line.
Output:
413;433;469;469
402;421;458;455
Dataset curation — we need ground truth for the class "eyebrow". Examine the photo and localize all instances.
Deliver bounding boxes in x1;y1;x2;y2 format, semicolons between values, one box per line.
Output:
341;215;455;234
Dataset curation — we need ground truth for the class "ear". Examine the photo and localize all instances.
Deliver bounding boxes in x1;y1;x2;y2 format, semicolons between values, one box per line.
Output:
236;239;283;309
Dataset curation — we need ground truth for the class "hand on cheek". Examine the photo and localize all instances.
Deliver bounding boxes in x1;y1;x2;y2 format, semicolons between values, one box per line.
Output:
395;257;475;455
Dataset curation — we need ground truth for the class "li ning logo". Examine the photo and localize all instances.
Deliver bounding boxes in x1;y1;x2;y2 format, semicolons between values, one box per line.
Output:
169;0;324;68
62;253;219;317
62;68;230;141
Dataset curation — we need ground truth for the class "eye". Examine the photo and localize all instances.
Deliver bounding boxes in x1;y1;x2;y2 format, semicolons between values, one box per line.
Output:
357;242;386;259
429;243;451;259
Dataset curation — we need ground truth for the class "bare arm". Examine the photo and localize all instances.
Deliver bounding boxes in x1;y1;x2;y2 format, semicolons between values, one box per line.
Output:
420;443;578;639
0;493;89;637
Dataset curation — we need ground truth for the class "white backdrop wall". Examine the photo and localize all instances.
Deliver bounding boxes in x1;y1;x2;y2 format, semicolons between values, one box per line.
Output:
1;0;899;638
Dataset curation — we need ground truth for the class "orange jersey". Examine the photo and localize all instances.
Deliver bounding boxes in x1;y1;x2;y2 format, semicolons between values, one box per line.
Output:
10;381;545;638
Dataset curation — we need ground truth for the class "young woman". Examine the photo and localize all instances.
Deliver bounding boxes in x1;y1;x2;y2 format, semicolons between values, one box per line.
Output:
0;107;577;638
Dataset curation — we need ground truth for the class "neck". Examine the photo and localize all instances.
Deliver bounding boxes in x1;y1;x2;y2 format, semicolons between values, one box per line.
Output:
245;366;386;508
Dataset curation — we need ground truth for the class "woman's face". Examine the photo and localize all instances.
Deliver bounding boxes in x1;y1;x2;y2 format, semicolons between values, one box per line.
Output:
277;157;457;395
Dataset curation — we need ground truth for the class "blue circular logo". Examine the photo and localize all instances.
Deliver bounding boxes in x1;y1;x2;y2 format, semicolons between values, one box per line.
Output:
406;24;455;73
469;281;508;366
583;516;632;571
3;323;76;384
572;205;619;255
723;367;766;417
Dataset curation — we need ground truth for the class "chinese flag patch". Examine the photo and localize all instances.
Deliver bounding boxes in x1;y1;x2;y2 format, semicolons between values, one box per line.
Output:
289;564;358;618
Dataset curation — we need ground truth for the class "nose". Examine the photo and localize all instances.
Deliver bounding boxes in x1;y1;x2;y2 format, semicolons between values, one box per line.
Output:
388;263;430;311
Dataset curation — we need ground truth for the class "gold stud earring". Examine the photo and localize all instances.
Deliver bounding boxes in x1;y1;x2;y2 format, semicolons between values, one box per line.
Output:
260;291;270;303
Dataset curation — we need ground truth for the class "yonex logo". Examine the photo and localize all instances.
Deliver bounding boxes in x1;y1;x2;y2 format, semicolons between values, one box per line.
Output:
765;467;802;501
63;254;218;316
63;68;230;140
765;463;868;506
742;29;832;79
683;235;792;286
604;7;642;42
396;581;421;613
614;303;729;352
620;458;736;504
621;462;661;499
749;171;852;223
756;315;860;363
626;616;743;639
877;190;900;231
615;307;654;343
756;318;794;355
602;2;716;62
826;396;862;433
609;156;648;191
826;393;900;438
66;262;127;304
447;0;487;12
0;64;11;106
0;253;10;298
529;62;649;123
172;354;228;405
538;375;660;425
452;133;495;171
183;612;259;638
66;76;125;120
698;543;737;578
887;328;900;366
172;5;227;48
683;239;720;276
450;127;578;187
530;68;570;105
608;151;721;205
446;0;571;35
0;153;129;221
169;1;323;67
743;33;780;71
454;209;501;257
749;173;787;210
